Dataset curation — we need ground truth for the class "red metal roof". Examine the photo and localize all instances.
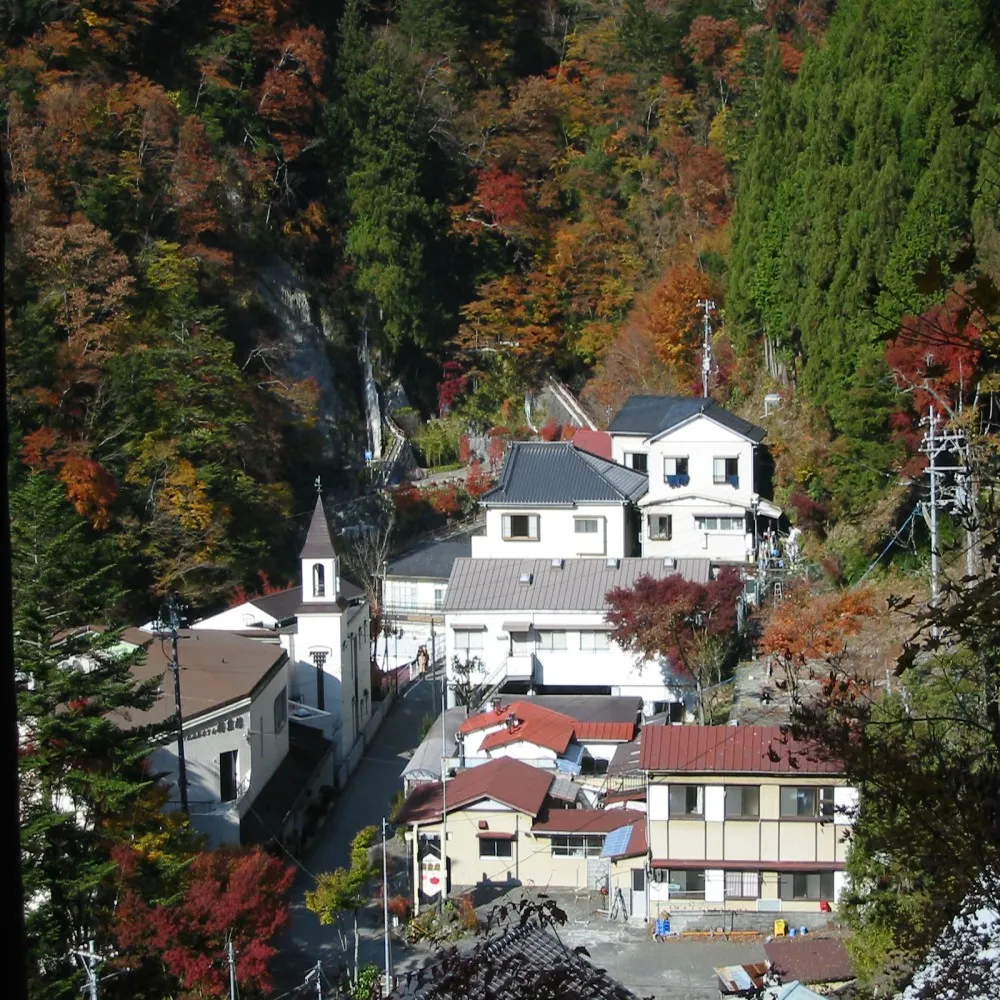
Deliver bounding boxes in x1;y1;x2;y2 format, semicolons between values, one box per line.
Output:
395;757;553;825
571;429;613;460
639;725;843;774
650;859;845;871
531;808;646;835
574;720;636;741
461;700;635;754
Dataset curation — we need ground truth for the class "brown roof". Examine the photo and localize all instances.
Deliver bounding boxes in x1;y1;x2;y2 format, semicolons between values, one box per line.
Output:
571;429;613;460
640;725;843;774
395;758;553;825
300;495;337;558
531;808;645;835
116;627;287;728
763;937;854;984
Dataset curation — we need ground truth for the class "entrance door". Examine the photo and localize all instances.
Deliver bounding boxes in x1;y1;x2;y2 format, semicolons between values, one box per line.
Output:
220;750;238;802
510;631;531;655
631;868;647;920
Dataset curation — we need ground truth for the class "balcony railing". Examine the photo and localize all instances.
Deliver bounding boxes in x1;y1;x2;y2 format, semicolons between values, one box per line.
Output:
188;771;251;815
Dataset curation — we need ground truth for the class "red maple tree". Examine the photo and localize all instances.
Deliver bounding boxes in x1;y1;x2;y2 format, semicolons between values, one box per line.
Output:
114;846;294;1000
606;568;744;722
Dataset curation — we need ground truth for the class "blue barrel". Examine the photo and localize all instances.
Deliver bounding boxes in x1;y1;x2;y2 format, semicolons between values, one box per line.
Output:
789;927;797;937
656;918;671;936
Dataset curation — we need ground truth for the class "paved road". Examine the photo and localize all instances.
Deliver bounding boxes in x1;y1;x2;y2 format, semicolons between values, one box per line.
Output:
274;675;436;991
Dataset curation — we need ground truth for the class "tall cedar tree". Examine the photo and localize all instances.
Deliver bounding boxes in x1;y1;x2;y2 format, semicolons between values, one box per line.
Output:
606;567;744;723
14;475;166;1000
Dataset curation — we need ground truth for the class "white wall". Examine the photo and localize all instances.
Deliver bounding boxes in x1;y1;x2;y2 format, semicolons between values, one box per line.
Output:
193;600;279;630
641;496;753;562
471;504;630;559
384;577;447;615
445;609;687;713
286;601;372;757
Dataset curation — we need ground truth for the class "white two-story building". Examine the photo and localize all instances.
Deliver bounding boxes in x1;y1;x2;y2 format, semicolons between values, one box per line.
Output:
470;442;646;560
607;396;781;564
443;556;708;715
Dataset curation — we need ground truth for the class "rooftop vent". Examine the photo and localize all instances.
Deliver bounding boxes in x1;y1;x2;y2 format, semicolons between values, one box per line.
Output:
518;572;533;585
663;557;676;569
605;557;620;569
551;558;563;569
492;697;503;714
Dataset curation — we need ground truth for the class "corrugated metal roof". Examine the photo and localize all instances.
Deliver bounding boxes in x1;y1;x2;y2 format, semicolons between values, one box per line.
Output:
531;808;645;835
575;720;636;741
639;725;844;774
763;938;854;985
481;442;647;505
395;757;553;825
480;703;576;754
572;429;613;460
300;496;337;558
443;557;711;612
608;395;766;443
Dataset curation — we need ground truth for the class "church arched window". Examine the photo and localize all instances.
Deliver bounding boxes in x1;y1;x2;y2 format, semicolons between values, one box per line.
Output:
312;563;325;598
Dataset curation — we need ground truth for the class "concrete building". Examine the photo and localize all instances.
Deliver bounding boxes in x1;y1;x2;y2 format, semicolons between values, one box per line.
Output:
607;396;782;565
470;442;647;560
442;556;709;713
117;627;334;847
192;495;372;757
640;725;856;916
395;757;646;904
382;530;475;670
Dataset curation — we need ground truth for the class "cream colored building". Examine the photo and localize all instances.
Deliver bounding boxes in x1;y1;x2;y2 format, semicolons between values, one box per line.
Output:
396;757;646;912
641;725;857;915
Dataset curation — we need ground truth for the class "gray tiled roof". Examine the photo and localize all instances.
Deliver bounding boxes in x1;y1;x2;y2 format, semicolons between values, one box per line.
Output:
386;530;476;581
390;921;639;1000
300;496;338;558
443;557;711;612
482;442;647;506
608;395;766;443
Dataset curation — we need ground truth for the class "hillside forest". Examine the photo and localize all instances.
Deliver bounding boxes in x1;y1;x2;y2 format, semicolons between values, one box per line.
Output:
11;2;1000;997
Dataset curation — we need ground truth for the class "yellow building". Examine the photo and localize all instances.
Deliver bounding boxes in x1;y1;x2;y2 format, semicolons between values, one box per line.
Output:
396;757;646;911
641;725;857;915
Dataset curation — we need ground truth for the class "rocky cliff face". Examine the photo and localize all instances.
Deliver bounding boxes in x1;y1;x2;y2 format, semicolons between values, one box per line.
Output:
254;257;359;464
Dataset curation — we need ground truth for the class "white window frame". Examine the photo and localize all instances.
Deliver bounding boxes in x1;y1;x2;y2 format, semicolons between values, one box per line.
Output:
624;452;648;473
536;630;567;651
648;514;672;540
550;834;604;858
453;628;484;652
502;513;540;541
579;631;609;652
574;517;600;534
713;456;739;486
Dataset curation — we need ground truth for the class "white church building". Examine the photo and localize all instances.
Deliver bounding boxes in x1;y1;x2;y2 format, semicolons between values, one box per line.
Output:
194;495;373;757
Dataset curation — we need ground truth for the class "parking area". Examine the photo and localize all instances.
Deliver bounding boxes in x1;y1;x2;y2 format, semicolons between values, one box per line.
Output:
475;887;769;999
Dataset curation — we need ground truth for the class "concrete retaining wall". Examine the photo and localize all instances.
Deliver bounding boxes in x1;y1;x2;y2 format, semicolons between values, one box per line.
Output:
661;909;834;935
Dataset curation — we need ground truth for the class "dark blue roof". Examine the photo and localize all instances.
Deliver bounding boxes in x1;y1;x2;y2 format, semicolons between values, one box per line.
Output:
385;530;476;581
482;442;648;506
608;395;766;443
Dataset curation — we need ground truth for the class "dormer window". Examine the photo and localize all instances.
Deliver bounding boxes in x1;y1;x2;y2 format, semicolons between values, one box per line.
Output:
664;456;690;487
312;563;325;598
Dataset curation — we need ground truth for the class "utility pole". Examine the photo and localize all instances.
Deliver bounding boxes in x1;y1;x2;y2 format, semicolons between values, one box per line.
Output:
226;938;237;1000
382;817;393;995
927;406;940;610
304;960;324;1000
439;748;448;917
696;298;716;399
161;596;189;814
72;940;100;1000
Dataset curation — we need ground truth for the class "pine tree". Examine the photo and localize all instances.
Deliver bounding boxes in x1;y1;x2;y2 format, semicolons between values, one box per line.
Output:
13;475;172;1000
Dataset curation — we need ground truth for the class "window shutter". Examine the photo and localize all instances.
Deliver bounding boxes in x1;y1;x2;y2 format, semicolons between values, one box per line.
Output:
502;514;511;538
664;457;676;476
530;514;539;539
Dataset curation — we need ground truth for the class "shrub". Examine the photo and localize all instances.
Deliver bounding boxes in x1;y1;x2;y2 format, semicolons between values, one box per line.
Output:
387;894;411;922
539;415;560;441
459;893;479;932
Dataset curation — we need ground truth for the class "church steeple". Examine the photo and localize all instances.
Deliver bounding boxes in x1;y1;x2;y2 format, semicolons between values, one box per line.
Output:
300;484;339;603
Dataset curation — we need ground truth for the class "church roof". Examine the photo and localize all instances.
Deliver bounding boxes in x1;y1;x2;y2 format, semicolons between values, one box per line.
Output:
300;496;337;559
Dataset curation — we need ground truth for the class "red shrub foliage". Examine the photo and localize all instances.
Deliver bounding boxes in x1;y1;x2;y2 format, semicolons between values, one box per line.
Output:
788;491;829;532
487;435;506;469
427;483;460;516
437;361;468;414
114;846;294;1000
466;460;493;498
458;435;473;465
538;415;560;441
561;422;577;440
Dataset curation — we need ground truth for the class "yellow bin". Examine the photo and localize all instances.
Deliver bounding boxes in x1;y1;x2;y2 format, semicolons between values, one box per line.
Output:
773;919;787;937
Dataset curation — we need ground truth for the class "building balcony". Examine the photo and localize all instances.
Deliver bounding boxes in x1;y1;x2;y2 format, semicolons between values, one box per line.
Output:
505;653;536;681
